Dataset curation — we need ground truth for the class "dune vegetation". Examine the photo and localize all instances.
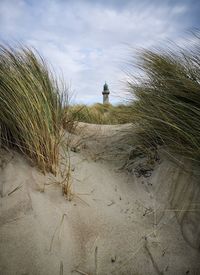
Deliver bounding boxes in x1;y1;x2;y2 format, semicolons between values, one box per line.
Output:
0;45;69;175
1;34;200;175
126;37;200;164
67;35;200;167
68;103;131;125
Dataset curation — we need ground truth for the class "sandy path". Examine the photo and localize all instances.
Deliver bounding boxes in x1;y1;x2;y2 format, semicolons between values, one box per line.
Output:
0;124;200;274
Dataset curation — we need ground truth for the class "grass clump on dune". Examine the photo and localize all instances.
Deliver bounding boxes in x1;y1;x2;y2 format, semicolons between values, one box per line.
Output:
127;35;200;163
0;45;68;175
69;103;131;125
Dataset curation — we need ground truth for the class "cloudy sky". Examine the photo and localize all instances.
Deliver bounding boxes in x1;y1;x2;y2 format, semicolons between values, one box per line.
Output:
0;0;200;104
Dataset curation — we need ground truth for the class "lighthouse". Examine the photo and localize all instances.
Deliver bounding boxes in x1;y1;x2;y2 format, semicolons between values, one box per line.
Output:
102;82;110;104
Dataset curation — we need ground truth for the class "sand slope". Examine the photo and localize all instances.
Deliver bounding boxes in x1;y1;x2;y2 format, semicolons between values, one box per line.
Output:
0;124;200;275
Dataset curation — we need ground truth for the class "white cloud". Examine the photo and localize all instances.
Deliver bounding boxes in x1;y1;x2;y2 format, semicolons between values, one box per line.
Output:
0;0;198;104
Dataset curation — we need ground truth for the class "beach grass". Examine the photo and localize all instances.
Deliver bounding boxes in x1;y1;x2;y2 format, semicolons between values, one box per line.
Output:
0;44;69;175
68;103;131;125
126;35;200;163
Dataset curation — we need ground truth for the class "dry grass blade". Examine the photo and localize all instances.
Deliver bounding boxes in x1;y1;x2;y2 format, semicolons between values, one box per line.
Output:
7;184;23;196
94;246;98;275
49;213;67;251
144;241;163;275
72;269;89;275
60;261;63;275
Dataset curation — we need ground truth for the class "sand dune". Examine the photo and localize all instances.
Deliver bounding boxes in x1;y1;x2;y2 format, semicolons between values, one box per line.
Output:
0;123;200;274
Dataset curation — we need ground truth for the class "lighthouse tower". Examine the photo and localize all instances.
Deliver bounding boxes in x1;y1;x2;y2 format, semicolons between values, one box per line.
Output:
102;82;110;104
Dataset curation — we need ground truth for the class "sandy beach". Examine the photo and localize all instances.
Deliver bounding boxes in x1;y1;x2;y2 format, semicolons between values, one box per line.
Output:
1;123;200;275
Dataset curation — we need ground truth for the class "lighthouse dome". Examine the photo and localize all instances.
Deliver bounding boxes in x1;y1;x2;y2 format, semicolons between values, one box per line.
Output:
103;82;109;91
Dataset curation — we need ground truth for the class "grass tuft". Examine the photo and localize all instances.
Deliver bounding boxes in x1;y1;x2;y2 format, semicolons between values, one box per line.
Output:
0;44;69;175
68;103;131;125
126;34;200;164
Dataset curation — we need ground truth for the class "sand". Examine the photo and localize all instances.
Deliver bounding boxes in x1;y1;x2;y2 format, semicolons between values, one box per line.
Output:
0;123;200;275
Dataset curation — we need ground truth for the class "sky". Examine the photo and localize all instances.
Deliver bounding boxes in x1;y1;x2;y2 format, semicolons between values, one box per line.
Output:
0;0;200;104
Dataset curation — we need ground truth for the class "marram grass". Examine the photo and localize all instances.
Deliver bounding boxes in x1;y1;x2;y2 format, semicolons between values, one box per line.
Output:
0;45;68;175
68;103;131;125
127;36;200;163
